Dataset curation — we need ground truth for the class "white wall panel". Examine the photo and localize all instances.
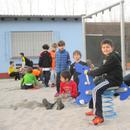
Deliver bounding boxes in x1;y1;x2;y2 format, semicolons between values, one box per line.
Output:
11;31;53;58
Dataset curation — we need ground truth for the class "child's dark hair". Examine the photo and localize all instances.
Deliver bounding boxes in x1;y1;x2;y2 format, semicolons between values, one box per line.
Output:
10;61;14;65
58;40;65;46
73;50;81;57
60;70;71;81
20;52;24;56
100;39;114;48
27;67;33;73
42;44;49;50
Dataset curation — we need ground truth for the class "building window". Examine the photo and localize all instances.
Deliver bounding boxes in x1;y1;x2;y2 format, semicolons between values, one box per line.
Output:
11;31;53;58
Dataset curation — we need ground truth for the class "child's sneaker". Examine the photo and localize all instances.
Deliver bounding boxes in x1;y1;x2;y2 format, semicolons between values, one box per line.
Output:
92;116;104;125
54;92;60;97
85;111;94;116
51;83;55;87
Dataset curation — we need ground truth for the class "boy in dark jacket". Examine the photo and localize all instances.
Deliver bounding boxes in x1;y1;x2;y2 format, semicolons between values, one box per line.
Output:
85;39;123;125
38;44;52;87
70;50;94;86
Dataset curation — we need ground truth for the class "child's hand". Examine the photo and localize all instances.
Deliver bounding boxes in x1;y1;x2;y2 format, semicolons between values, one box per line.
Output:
60;93;65;98
39;68;42;73
90;64;95;70
84;70;88;75
19;67;23;72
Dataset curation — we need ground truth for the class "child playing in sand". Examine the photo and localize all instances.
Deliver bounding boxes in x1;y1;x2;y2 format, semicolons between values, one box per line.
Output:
60;70;78;99
8;61;20;80
86;39;123;125
21;67;39;89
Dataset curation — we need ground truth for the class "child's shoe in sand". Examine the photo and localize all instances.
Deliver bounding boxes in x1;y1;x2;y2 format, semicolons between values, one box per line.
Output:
85;111;94;116
51;83;55;87
92;116;104;125
54;92;60;97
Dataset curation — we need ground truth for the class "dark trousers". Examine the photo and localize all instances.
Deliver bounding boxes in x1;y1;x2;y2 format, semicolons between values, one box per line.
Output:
56;72;61;93
42;71;51;87
21;84;33;89
10;72;20;80
89;78;111;118
124;74;130;86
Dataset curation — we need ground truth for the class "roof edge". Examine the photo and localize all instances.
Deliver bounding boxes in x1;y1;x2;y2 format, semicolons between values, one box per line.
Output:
0;14;82;19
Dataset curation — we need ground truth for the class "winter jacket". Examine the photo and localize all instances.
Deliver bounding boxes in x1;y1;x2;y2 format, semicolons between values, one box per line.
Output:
60;80;78;98
55;49;71;73
38;51;52;68
88;51;123;86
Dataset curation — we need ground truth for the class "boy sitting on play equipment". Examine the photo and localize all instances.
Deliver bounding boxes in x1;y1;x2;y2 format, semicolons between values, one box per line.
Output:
85;39;123;125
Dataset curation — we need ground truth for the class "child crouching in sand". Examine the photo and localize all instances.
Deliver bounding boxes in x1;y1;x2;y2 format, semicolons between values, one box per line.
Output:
21;67;40;89
8;61;20;80
42;71;77;110
59;70;78;99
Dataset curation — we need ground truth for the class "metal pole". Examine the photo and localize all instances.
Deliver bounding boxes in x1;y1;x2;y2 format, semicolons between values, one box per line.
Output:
82;15;87;61
120;0;126;76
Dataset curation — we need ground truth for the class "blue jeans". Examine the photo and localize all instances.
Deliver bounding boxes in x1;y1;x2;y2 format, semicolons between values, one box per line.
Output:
56;72;61;93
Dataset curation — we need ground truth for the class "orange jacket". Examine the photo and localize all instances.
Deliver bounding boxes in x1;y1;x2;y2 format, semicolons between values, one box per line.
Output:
32;69;41;76
50;50;56;70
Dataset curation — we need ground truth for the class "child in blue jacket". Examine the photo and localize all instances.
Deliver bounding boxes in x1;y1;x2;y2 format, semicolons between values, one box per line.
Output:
55;40;71;97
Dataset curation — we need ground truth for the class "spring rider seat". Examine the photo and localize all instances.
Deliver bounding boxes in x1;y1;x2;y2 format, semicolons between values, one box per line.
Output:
75;63;130;118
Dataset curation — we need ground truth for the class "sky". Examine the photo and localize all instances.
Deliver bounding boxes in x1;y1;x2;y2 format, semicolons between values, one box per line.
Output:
0;0;130;21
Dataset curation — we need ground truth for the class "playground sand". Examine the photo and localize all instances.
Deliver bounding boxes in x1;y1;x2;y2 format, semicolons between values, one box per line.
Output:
0;79;130;130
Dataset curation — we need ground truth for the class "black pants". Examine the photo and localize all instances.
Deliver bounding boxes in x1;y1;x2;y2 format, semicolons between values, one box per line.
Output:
10;72;20;80
124;74;130;86
89;78;111;118
42;71;51;87
56;72;61;93
21;84;33;89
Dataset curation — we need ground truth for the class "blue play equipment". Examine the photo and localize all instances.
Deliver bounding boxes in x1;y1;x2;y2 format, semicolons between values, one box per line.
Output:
103;83;130;118
75;63;95;105
75;63;130;118
102;87;118;118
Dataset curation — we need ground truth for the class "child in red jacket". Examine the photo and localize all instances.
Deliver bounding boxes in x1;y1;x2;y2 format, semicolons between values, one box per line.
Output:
60;70;78;98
